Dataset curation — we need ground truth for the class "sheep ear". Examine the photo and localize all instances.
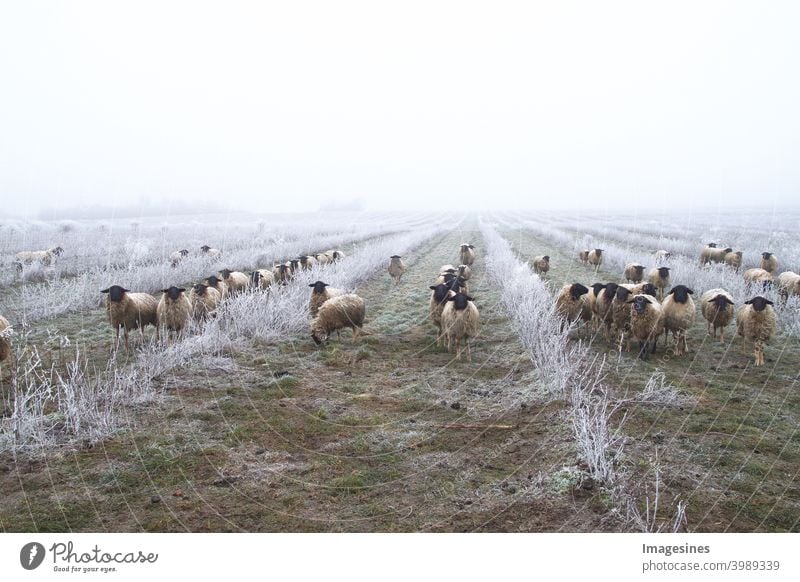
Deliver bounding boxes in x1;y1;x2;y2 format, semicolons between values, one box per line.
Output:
309;284;316;287
101;288;109;293
161;289;169;293
466;295;474;301
178;288;186;293
687;288;694;294
667;288;675;295
725;297;734;305
447;296;456;301
744;299;753;304
766;299;774;305
429;286;437;290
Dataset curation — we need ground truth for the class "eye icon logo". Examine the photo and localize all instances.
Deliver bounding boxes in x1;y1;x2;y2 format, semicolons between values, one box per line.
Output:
20;542;46;570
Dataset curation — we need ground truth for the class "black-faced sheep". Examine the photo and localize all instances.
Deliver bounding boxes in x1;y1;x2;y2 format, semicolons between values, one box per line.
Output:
648;267;671;300
777;271;800;298
760;252;778;274
736;296;777;366
654;250;671;262
101;285;159;351
724;250;743;272
429;283;454;346
204;275;229;300
662;285;695;355
441;291;480;361
170;249;189;267
700;245;732;266
593;282;619;339
627;294;664;359
219;269;249;295
299;255;318;270
700;288;735;343
532;255;550;275
388;255;406;285
249;269;274;290
459;244;476;266
324;249;345;263
578;250;590;265
587;249;604;270
311;294;365;344
273;262;294;285
555;283;590;330
743;268;773;291
157;286;192;342
309;280;345;317
624;263;645;283
189;283;222;321
457;264;472;283
200;245;222;259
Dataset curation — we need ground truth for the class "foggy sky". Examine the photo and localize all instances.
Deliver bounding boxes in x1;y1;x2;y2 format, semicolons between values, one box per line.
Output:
1;1;799;217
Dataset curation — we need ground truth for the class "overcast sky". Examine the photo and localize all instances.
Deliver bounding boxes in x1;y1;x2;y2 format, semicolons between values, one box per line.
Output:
1;1;798;216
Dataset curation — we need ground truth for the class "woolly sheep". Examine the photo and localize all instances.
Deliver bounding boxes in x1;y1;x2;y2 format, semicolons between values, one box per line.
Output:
324;249;345;263
189;283;221;321
736;296;777;366
654;250;671;262
0;314;11;363
584;282;606;332
388;255;406;285
200;245;222;259
662;285;696;355
101;285;159;351
532;255;550;275
457;264;472;282
441;291;480;361
587;249;604;270
157;286;192;342
434;266;458;285
555;283;590;329
777;271;800;297
459;244;476;266
429;283;455;346
724;250;743;272
249;269;274;290
648;267;671;300
578;250;590;265
170;249;189;267
743;268;773;291
593;282;619;339
273;262;294;285
314;252;331;265
219;269;249;295
700;245;732;266
299;255;318;270
204;275;229;300
760;252;778;274
311;293;365;344
624;263;645;283
627;294;665;359
309;280;345;317
612;285;636;351
14;246;64;272
700;288;735;343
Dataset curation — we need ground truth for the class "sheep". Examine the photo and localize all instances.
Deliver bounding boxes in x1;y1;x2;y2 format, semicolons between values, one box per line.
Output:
624;263;645;283
532;255;550;275
700;245;732;266
459;243;476;266
700;288;735;343
435;266;458;285
724;250;743;272
587;249;604;270
593;282;619;339
170;249;189;267
612;285;636;351
743;268;773;291
311;293;365;344
429;283;455;346
100;285;159;351
760;252;778;274
627;294;665;359
736;296;777;366
249;269;274;290
441;273;467;294
189;283;221;321
14;246;64;272
299;255;318;270
661;285;696;356
584;282;606;332
272;262;294;285
200;245;222;259
203;275;229;300
157;286;192;342
219;269;249;295
324;249;345;263
388;255;406;285
578;249;590;265
309;280;345;317
0;314;12;363
289;258;302;273
457;264;472;283
777;271;800;298
441;291;480;361
654;250;671;262
648;267;671;300
555;283;590;330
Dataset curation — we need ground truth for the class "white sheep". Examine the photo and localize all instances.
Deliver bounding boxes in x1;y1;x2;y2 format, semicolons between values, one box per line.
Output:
724;250;743;272
219;269;250;295
299;255;318;270
654;250;671;262
700;245;731;266
249;269;274;290
101;285;159;351
624;263;645;283
272;262;294;285
777;271;800;298
661;285;696;355
200;245;222;260
760;252;778;274
441;291;480;361
388;255;406;285
429;283;455;346
743;268;773;292
204;275;229;300
309;280;345;317
555;283;590;330
0;314;12;363
14;246;64;272
648;267;671;300
170;249;189;267
578;249;590;265
459;244;476;266
532;255;550;275
700;288;735;343
314;252;332;266
627;293;665;359
311;294;365;344
157;286;192;342
736;296;777;366
587;248;604;270
189;283;222;321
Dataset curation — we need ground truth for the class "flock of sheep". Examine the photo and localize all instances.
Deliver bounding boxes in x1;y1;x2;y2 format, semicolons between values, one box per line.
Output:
552;243;800;366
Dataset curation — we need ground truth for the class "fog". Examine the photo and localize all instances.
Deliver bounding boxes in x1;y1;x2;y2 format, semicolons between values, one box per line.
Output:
1;1;798;217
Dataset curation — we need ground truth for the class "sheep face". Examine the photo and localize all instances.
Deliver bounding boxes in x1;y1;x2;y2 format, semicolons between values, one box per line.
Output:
594;249;603;255
569;283;589;300
762;252;772;259
707;243;717;248
630;295;653;315
429;284;451;304
193;283;209;296
311;328;328;345
219;269;233;279
640;283;657;297
250;271;262;285
443;274;466;292
591;283;606;296
101;285;129;302
745;296;773;312
200;245;211;253
205;275;222;287
290;259;301;270
604;282;619;299
710;294;734;309
179;249;189;257
615;287;632;302
657;267;670;278
53;246;64;256
309;281;329;294
390;255;401;259
447;292;474;310
668;285;694;303
162;286;186;301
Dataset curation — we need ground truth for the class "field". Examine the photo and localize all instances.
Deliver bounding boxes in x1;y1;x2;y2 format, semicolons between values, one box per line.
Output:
0;209;798;532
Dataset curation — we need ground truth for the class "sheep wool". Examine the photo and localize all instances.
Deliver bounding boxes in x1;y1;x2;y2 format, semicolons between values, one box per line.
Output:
459;244;475;266
700;246;732;266
648;267;671;300
662;285;696;355
700;288;735;343
579;250;590;265
532;255;550;275
157;286;192;340
777;271;800;297
624;263;645;283
441;292;480;361
457;264;472;282
250;269;274;290
0;314;12;363
388;255;406;285
611;285;636;351
429;283;455;346
587;249;604;269
189;284;222;321
14;247;63;270
204;275;229;300
724;250;743;272
311;294;365;344
743;268;773;290
760;252;778;274
309;281;345;317
170;249;189;267
736;297;777;366
628;294;665;359
219;269;249;295
101;285;159;350
200;245;222;259
555;283;590;327
299;255;318;270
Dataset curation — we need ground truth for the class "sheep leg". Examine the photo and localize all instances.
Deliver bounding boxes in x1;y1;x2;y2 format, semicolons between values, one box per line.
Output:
124;328;130;352
352;327;360;343
466;339;472;362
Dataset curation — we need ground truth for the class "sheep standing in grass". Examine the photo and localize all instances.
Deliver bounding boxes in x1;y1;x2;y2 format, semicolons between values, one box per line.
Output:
584;282;606;332
459;244;475;266
388;255;406;285
14;246;64;272
736;296;777;366
624;263;645;283
0;314;12;363
579;250;590;265
429;283;455;346
101;285;159;351
532;255;550;275
628;294;665;359
743;268;773;291
700;245;732;266
654;250;671;262
457;264;472;284
249;269;274;290
273;262;294;285
157;286;192;342
299;255;318;270
170;249;189;267
594;282;619;339
724;250;743;272
611;284;655;351
662;285;695;356
777;271;800;298
204;275;229;301
189;283;221;321
219;269;250;295
587;249;604;270
760;252;778;274
700;288;735;343
325;249;345;263
441;291;480;361
311;294;365;345
309;280;344;317
200;245;222;260
555;283;590;330
648;267;671;300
